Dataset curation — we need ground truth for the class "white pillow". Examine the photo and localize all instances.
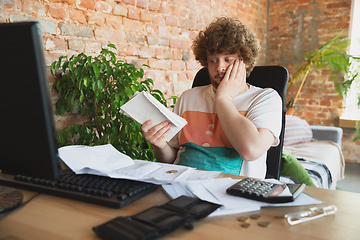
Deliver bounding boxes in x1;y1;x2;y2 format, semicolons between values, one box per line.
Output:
284;115;313;146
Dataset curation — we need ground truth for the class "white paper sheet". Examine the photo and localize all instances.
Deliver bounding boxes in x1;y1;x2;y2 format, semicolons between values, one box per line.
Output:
162;178;323;217
120;91;187;142
58;144;134;173
58;144;221;185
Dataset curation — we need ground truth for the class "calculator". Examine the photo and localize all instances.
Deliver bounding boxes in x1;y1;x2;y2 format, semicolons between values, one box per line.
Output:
226;178;306;203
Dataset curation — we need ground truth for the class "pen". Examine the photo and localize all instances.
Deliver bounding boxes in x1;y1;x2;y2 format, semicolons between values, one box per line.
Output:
284;205;337;225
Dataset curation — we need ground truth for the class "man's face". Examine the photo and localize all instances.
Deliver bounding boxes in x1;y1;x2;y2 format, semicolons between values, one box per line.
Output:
207;53;239;89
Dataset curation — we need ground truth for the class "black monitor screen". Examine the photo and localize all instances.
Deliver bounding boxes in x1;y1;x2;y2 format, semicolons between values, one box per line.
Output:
0;22;61;180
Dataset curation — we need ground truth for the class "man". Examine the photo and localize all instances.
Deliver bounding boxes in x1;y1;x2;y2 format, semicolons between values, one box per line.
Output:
141;17;282;178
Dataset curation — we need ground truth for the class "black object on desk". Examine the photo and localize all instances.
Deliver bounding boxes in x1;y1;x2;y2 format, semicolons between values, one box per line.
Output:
93;195;222;240
0;186;23;213
0;170;157;209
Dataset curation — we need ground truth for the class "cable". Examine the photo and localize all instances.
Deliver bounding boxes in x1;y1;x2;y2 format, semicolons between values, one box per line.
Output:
0;193;43;220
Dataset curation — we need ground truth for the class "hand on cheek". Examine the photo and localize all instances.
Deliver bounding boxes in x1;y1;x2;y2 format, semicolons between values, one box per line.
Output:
216;60;248;101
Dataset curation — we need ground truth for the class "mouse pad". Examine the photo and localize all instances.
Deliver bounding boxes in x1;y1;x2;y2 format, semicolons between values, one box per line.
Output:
0;186;23;213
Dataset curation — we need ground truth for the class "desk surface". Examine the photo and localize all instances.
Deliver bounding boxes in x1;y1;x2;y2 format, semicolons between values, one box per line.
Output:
1;175;360;240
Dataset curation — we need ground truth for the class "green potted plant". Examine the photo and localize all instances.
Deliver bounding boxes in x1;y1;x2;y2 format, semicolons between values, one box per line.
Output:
288;31;360;108
50;44;168;161
287;31;360;140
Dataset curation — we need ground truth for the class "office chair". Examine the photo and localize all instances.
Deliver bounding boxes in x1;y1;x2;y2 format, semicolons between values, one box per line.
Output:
192;66;289;179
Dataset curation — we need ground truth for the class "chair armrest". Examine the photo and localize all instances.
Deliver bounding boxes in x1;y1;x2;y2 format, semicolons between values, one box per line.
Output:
310;125;343;147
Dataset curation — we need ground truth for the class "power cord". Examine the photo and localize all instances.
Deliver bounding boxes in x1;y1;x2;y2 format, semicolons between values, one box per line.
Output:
0;193;43;220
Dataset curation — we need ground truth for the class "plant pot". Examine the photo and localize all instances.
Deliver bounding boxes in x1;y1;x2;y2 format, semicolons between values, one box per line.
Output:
286;107;295;116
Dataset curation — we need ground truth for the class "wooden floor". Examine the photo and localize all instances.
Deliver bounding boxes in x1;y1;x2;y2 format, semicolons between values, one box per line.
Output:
336;162;360;193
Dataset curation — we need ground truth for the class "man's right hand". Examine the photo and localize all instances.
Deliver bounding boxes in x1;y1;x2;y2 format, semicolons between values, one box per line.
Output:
141;120;172;149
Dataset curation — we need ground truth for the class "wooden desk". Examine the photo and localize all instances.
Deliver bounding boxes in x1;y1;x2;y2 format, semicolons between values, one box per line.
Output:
1;179;359;240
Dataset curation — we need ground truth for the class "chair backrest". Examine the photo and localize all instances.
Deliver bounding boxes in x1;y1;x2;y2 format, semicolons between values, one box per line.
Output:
192;66;289;179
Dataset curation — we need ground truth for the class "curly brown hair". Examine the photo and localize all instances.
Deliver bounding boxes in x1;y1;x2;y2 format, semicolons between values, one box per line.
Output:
192;17;260;77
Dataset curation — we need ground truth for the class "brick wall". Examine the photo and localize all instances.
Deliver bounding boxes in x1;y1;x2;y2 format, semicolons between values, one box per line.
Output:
266;0;352;126
266;0;359;162
1;0;268;131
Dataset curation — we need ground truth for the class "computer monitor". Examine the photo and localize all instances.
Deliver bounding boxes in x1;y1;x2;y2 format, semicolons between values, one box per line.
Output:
0;22;61;180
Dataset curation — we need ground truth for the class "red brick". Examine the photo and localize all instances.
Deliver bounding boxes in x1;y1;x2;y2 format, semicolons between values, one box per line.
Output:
22;0;46;15
189;31;198;40
120;45;139;56
307;87;318;94
70;9;87;24
170;5;180;15
152;14;164;25
164;50;172;59
169;38;188;49
149;59;171;70
44;51;66;67
145;24;158;34
95;1;112;13
148;1;160;11
177;72;187;82
173;49;182;60
178;18;196;30
186;61;201;71
185;0;198;11
155;48;164;59
79;0;95;10
123;19;145;33
88;14;105;26
170;27;180;36
95;29;125;44
52;0;76;4
336;22;349;29
172;61;186;70
48;5;67;19
308;99;319;105
113;4;127;16
327;2;351;9
180;8;188;17
320;100;331;107
44;36;67;51
137;0;147;8
120;0;135;5
106;17;123;29
304;111;315;118
127;33;145;44
187;72;195;81
141;11;152;22
128;8;140;20
165;16;177;27
139;47;155;59
159;2;170;14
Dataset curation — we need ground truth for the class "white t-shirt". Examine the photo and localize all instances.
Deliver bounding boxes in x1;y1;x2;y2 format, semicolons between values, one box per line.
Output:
169;84;282;179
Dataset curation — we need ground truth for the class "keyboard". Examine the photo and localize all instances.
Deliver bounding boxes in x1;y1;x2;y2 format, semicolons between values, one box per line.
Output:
0;170;158;208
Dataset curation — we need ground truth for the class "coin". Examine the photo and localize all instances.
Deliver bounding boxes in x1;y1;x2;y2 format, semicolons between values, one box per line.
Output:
250;214;261;220
241;223;251;228
258;221;271;227
237;216;249;222
166;170;178;174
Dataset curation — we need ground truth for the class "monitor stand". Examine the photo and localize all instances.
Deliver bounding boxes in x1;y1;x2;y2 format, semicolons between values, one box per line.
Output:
0;185;23;213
